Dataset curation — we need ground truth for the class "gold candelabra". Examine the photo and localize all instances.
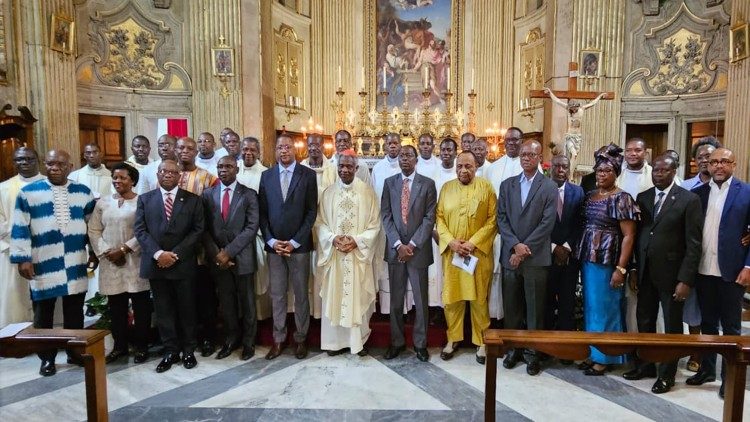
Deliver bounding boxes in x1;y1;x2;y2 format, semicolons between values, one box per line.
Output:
467;89;477;134
332;88;346;130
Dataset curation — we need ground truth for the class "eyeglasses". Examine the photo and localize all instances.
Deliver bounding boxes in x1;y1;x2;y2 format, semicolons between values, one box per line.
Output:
519;152;538;159
708;159;734;166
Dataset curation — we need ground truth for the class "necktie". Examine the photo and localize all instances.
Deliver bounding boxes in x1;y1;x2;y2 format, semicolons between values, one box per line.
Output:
164;192;173;221
654;191;665;215
221;187;230;221
401;178;410;225
557;188;564;220
281;169;290;201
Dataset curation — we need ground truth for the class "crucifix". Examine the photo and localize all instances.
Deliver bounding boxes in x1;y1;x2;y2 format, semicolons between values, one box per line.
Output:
530;62;615;162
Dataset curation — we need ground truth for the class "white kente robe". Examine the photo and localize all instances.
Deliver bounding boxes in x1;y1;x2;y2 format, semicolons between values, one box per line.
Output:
301;156;334;318
427;164;457;307
0;173;45;326
236;160;273;320
125;156;153;195
370;156;413;314
316;178;381;353
483;155;524;319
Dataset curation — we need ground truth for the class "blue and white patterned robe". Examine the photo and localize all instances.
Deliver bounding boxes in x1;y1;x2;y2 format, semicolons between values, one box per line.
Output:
10;180;95;301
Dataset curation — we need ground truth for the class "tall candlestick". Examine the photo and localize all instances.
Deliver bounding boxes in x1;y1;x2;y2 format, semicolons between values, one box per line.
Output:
361;66;365;91
337;66;342;89
471;68;475;90
447;68;451;91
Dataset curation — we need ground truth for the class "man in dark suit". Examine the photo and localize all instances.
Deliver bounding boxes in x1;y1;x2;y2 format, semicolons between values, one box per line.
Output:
202;156;260;361
381;145;437;362
544;155;584;337
686;147;750;399
134;159;205;373
623;154;703;394
259;133;318;360
498;140;558;376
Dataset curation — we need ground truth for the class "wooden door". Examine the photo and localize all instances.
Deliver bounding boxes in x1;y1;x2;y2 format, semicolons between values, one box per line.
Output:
78;114;125;168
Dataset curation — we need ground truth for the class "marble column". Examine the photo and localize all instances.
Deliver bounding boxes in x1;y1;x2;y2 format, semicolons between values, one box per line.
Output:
724;0;750;179
15;0;79;157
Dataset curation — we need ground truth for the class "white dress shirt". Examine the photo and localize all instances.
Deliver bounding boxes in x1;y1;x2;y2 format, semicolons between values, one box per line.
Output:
699;177;733;277
551;183;571;252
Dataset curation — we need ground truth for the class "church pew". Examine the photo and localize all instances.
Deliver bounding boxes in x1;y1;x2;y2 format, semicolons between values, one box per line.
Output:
0;328;110;422
483;330;750;422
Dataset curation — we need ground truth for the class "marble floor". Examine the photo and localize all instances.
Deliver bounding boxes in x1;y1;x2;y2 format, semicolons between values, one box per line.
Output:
2;337;748;422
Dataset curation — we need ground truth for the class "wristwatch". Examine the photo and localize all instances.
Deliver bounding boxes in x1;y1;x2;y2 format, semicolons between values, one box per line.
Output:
615;265;627;275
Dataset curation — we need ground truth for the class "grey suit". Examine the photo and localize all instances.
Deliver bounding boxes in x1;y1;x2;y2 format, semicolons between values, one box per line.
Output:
381;172;437;348
497;171;557;337
202;182;260;348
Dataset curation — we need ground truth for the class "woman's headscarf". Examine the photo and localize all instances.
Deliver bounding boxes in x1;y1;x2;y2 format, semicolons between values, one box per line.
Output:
593;142;624;176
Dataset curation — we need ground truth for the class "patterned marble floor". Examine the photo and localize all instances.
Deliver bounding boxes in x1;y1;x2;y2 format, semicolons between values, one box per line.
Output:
1;334;748;422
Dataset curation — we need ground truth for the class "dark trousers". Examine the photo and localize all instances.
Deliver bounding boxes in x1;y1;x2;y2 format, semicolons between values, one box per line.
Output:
194;264;218;344
33;292;86;361
215;270;257;348
388;263;429;349
150;277;197;355
636;269;684;380
503;265;548;358
696;274;744;383
268;252;310;343
107;290;153;353
544;259;579;331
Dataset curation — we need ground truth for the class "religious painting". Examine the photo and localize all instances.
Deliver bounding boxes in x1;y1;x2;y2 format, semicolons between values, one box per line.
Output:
211;47;234;76
376;0;455;111
579;50;601;77
730;23;748;63
0;0;8;85
49;14;74;54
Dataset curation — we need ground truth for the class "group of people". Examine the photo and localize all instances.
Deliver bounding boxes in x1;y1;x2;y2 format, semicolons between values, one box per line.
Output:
1;127;748;401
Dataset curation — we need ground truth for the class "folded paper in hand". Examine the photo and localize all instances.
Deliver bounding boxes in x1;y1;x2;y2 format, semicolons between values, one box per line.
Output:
451;252;478;275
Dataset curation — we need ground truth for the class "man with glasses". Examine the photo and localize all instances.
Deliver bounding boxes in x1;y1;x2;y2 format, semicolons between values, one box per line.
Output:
497;140;558;376
686;148;750;399
143;134;178;191
11;150;96;376
0;147;45;327
322;130;371;187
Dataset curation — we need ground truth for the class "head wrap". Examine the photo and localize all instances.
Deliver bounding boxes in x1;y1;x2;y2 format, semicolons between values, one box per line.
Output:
594;142;624;176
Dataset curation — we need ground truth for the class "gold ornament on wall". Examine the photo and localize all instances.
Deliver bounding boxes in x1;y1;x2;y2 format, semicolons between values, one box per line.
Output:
730;22;748;63
211;36;234;100
50;13;75;54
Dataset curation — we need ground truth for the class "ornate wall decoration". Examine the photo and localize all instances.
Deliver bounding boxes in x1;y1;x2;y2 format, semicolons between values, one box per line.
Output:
98;21;163;88
648;29;709;94
518;27;545;109
274;24;304;107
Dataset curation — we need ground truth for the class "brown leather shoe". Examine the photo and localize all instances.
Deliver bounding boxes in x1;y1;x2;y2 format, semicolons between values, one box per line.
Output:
265;342;285;360
294;341;308;359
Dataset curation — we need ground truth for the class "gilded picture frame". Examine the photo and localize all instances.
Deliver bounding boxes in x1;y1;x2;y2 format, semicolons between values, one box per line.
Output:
579;49;602;78
211;47;235;77
730;22;748;63
50;14;74;54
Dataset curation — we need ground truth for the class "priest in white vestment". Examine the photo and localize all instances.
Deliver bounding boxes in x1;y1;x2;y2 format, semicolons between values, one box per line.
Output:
416;134;440;179
142;134;178;192
483;128;525;320
322;130;371;187
472;138;489;178
236;137;272;320
316;151;381;355
126;135;153;194
0;147;45;326
195;132;222;176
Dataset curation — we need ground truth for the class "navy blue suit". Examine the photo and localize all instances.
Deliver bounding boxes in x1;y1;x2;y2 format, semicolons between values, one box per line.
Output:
692;177;750;386
544;181;584;331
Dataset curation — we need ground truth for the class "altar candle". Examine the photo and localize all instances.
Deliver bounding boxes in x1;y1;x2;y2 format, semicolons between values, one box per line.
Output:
423;67;428;89
471;68;475;90
337;66;342;89
525;98;530;109
382;66;387;91
446;68;451;91
361;66;365;91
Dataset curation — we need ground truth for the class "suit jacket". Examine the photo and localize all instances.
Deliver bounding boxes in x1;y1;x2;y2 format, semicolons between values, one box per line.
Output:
202;182;259;275
497;171;558;267
551;181;585;254
693;178;750;282
258;163;318;254
134;187;205;280
635;184;703;289
381;172;437;267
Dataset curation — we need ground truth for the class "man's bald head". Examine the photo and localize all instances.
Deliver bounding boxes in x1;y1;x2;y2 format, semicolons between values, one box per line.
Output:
44;149;72;185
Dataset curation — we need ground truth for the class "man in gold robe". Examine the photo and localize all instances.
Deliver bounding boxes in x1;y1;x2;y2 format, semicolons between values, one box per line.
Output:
436;151;497;364
316;150;381;355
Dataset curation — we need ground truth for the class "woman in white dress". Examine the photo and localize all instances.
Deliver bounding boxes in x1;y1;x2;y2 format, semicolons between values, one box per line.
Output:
88;162;152;364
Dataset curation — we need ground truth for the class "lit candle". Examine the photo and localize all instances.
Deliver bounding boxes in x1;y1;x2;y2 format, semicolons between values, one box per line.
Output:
423;67;428;89
382;66;387;91
405;83;409;97
471;68;475;90
519;99;523;109
525;98;530;109
337;66;342;89
361;66;365;91
446;68;451;91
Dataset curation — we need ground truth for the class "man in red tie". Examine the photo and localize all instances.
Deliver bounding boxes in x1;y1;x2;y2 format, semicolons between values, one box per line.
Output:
202;156;260;360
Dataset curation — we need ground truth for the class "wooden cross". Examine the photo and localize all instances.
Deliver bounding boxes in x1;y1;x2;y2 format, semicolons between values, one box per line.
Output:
530;62;615;101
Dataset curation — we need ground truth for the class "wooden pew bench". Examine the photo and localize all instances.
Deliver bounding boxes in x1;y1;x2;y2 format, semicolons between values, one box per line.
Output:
483;329;750;422
0;328;110;422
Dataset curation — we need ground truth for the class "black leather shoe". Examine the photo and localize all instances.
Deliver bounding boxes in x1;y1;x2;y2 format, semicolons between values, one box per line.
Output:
686;371;716;386
156;353;181;373
623;364;657;380
39;360;56;377
384;345;405;360
133;350;149;364
651;378;675;394
216;343;239;360
476;354;486;365
294;341;308;359
526;359;541;376
327;348;348;356
200;340;215;357
357;347;369;357
66;354;84;367
241;346;255;361
584;364;608;376
105;349;128;364
182;352;198;369
503;350;522;369
415;348;429;362
265;342;284;360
